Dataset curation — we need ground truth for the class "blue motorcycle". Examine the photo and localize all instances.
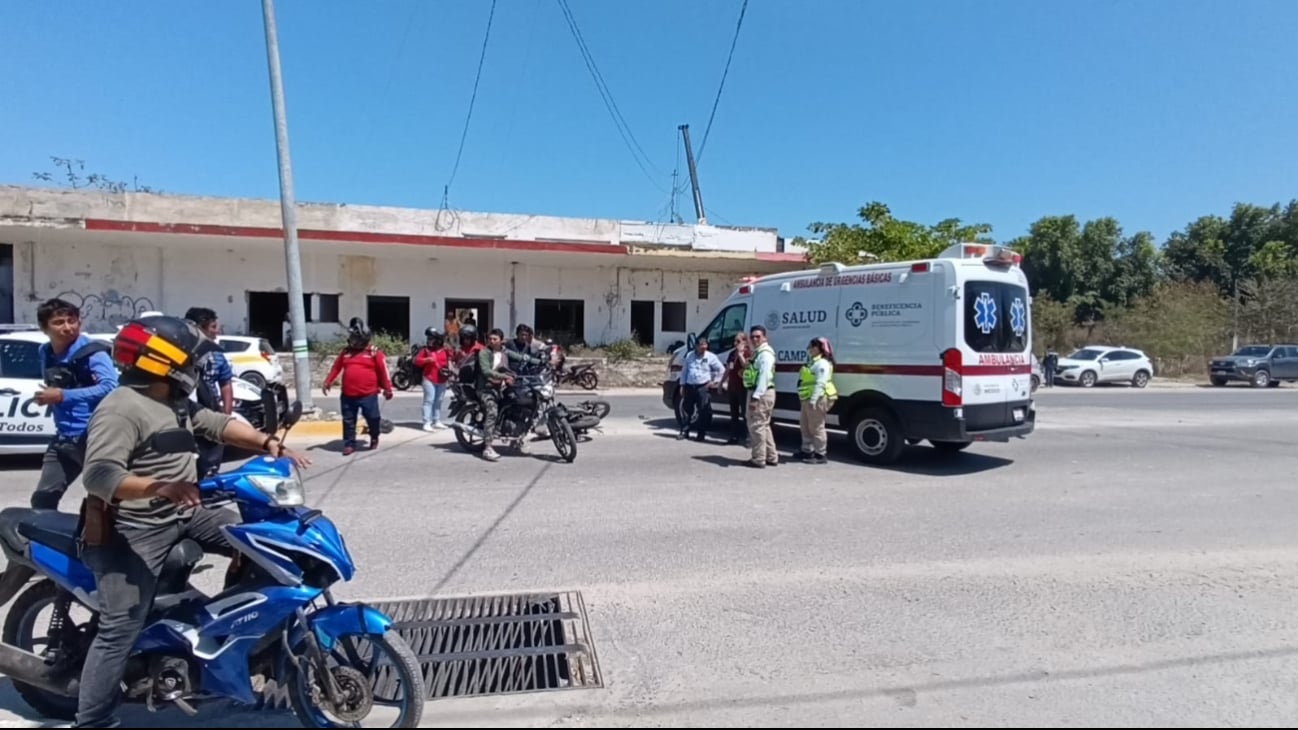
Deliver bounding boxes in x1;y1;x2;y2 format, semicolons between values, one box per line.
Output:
0;405;425;727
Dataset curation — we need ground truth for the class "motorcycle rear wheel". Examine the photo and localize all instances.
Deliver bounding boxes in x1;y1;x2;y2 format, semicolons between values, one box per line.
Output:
391;371;412;391
454;407;487;453
2;580;82;721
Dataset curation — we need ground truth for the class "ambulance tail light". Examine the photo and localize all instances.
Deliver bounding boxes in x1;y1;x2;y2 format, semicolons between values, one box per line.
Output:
941;348;963;407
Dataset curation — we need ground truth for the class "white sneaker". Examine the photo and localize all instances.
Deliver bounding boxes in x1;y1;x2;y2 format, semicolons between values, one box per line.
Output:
515;438;531;455
483;446;500;462
423;423;435;432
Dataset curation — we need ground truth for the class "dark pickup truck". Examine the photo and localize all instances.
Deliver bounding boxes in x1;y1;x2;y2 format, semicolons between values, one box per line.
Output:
1209;345;1298;387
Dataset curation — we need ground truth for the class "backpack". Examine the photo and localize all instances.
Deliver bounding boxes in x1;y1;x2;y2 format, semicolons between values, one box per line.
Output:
43;340;112;390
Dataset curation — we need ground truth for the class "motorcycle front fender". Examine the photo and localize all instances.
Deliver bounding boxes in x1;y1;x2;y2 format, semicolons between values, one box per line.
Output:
297;602;396;652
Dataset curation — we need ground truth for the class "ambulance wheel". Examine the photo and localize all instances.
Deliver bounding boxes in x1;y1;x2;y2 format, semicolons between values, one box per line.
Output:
847;407;905;465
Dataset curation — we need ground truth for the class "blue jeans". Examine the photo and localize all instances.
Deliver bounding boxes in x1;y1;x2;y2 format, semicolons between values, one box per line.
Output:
341;394;381;446
422;379;447;425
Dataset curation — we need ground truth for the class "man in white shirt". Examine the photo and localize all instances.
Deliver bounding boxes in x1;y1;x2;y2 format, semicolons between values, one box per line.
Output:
678;336;724;441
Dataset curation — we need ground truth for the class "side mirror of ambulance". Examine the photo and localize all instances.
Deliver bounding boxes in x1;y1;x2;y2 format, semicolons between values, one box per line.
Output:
686;333;697;350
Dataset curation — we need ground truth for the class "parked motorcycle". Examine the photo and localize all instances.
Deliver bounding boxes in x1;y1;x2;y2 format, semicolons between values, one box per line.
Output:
447;364;579;462
0;402;426;728
390;344;421;391
555;361;599;391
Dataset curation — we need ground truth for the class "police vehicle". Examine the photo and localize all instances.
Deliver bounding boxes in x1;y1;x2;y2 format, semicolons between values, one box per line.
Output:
0;328;63;455
663;243;1037;465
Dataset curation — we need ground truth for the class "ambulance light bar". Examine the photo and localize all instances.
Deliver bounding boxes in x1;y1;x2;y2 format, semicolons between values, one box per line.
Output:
937;243;1022;266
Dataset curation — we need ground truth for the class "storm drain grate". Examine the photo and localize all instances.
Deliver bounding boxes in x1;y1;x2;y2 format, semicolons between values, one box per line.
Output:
373;590;604;700
252;590;602;710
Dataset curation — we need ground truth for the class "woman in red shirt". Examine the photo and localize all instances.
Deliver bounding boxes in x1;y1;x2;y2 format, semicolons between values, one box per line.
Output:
322;325;393;455
414;327;451;431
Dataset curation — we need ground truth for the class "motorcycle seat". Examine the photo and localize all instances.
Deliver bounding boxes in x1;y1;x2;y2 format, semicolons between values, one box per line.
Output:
1;508;81;558
0;508;205;581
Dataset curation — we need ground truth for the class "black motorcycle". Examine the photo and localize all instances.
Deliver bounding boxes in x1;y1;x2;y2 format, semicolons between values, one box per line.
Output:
447;365;578;462
390;344;421;391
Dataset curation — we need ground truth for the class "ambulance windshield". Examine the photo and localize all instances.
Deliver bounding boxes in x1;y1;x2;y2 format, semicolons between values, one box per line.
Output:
963;281;1030;354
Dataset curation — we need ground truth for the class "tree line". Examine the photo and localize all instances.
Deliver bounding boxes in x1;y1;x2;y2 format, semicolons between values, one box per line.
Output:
793;200;1298;376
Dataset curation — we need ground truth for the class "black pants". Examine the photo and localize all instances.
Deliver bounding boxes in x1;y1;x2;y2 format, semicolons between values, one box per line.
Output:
340;394;381;446
681;384;713;438
76;507;240;727
727;388;747;441
32;434;87;510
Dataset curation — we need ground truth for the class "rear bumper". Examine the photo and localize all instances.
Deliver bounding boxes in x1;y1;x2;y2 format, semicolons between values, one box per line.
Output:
904;400;1036;443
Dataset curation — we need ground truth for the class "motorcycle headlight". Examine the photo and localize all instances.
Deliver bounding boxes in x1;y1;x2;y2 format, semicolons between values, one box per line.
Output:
248;467;306;507
540;383;554;399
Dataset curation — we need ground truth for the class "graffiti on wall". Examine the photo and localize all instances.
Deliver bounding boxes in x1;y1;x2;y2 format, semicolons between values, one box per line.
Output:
55;289;157;331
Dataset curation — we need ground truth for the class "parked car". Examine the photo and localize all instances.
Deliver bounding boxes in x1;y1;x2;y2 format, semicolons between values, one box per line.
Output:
216;335;283;387
1054;346;1154;388
1031;353;1042;392
1208;344;1298;388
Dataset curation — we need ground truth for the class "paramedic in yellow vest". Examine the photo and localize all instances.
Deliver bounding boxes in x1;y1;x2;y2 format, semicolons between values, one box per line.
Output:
796;337;837;463
742;325;778;468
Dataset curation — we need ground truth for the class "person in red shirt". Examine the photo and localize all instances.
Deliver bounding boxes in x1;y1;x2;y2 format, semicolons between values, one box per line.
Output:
414;327;452;431
322;322;393;455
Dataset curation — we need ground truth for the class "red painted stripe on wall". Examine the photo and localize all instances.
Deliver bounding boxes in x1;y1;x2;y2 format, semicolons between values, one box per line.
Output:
84;218;631;256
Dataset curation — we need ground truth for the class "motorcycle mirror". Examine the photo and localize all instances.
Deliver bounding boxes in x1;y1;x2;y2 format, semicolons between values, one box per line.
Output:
281;400;304;435
152;428;197;455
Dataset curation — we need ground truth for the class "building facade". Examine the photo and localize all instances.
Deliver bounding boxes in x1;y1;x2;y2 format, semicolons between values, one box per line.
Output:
0;185;806;351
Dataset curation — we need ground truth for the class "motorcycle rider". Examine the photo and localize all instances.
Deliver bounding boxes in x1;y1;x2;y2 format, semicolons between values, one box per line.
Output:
73;314;311;728
183;306;235;477
414;326;451;430
30;297;119;509
472;328;548;461
506;324;547;376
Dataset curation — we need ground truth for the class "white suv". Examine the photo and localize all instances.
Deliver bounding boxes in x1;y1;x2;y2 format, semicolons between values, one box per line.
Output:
1054;346;1154;388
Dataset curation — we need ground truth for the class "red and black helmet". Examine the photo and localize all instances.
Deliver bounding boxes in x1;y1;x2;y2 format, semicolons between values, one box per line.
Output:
112;315;216;396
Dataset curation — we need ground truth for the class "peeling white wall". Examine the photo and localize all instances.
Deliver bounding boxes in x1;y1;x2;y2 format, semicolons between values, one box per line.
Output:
10;236;754;352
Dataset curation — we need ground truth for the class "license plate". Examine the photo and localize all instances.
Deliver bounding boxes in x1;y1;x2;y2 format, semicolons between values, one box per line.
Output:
1013;408;1024;422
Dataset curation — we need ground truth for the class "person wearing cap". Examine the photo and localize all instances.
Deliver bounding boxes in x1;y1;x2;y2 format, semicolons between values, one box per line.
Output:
796;337;837;464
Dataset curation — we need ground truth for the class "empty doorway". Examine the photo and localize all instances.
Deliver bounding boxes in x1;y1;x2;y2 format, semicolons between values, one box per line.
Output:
366;295;410;342
0;244;12;324
630;300;655;347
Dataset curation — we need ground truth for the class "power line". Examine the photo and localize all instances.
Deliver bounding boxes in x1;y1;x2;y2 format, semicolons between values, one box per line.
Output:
444;0;499;203
697;0;749;162
554;0;668;193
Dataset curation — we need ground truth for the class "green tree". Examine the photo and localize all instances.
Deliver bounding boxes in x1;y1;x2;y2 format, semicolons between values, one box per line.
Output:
796;202;993;265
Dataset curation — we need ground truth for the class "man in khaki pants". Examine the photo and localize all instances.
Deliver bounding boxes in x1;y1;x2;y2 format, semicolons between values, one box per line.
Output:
742;325;778;467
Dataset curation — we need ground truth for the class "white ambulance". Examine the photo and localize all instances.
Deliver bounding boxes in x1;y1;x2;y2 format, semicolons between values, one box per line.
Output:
662;243;1036;465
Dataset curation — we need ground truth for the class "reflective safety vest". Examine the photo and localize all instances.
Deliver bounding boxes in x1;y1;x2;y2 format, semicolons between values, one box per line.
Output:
798;356;838;401
742;344;775;389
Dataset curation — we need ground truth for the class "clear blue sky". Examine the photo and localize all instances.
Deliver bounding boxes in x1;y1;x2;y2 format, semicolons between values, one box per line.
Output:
2;0;1294;244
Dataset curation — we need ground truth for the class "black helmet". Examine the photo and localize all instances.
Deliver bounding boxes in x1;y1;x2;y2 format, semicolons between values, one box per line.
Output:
112;315;216;397
459;324;478;345
424;327;444;342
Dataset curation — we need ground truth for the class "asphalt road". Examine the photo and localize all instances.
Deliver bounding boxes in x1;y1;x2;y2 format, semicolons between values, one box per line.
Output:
1;385;1297;727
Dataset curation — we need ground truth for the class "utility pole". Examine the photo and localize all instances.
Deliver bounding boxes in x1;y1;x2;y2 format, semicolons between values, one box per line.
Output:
678;124;707;225
261;0;313;411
